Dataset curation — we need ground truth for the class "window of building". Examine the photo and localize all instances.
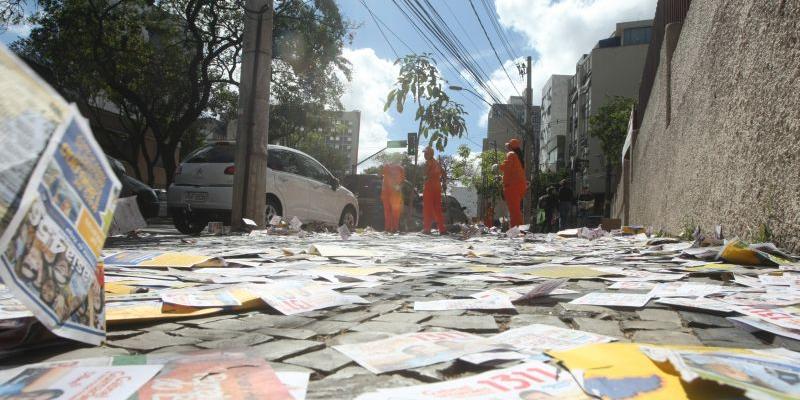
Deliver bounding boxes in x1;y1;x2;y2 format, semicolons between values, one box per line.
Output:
623;26;652;46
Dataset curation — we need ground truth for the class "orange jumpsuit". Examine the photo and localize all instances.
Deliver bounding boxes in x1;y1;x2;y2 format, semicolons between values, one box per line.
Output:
423;158;447;234
381;164;405;233
499;151;526;227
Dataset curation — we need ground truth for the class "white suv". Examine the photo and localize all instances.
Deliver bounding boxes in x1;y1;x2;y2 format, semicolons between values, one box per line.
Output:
168;142;358;234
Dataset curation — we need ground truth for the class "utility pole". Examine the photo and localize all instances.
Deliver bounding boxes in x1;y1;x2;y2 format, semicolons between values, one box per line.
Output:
231;0;273;230
522;56;534;226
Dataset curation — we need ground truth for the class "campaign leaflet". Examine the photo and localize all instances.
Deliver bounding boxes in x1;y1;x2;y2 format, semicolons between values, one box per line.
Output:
356;361;589;400
0;365;161;399
334;330;495;374
0;109;120;345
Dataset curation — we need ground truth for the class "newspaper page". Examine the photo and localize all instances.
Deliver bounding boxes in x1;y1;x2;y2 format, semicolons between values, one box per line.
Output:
0;365;162;399
640;346;800;400
357;361;589;400
0;44;69;234
0;109;121;345
161;288;242;308
334;330;495;374
489;324;617;353
729;305;800;331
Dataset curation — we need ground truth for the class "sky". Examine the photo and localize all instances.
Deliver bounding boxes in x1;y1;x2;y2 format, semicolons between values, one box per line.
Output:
1;0;658;163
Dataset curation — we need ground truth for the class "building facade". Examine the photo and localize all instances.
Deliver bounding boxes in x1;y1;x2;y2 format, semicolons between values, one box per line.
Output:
566;19;652;210
540;75;572;173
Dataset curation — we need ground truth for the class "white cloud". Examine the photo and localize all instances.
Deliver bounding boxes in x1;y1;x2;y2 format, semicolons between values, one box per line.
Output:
6;23;33;37
339;47;399;161
495;0;657;99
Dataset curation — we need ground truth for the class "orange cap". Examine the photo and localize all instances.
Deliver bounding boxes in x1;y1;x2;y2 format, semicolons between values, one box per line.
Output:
506;138;521;150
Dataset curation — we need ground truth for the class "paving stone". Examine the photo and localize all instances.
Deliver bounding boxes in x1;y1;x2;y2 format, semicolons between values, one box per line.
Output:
509;314;568;329
632;330;702;345
254;327;317;340
149;345;201;354
679;311;734;328
307;373;423;400
636;309;683;325
45;346;131;362
108;331;201;351
250;340;325;361
621;320;682;331
142;322;185;332
302;320;356;336
171;328;240;341
575;281;608;290
326;310;380;323
694;328;765;345
350;321;422;334
558;303;620;318
328;331;392;346
425;309;467;316
179;314;238;327
368;302;403;314
373;312;432;324
240;314;315;329
195;332;273;349
572;318;624;338
424;315;498;333
283;348;353;373
772;336;800;352
267;361;315;374
323;365;373;380
195;318;257;332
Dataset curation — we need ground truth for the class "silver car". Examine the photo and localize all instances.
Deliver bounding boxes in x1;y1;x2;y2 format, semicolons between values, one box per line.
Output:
168;142;358;234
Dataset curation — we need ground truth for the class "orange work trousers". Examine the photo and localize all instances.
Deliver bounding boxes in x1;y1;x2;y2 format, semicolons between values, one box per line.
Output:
423;186;446;234
382;194;403;232
504;186;524;228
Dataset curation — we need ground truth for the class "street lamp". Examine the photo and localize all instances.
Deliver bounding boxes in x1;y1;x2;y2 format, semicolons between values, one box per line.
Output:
448;85;494;108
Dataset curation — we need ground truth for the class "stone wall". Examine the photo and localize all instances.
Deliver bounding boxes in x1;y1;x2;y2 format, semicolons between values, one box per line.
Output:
625;0;800;252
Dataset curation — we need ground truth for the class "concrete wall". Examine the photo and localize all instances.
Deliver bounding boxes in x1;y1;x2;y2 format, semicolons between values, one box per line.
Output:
626;0;800;252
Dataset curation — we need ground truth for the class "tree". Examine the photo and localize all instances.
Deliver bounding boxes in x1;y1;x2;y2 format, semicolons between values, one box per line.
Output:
12;0;351;186
384;54;467;151
588;96;635;215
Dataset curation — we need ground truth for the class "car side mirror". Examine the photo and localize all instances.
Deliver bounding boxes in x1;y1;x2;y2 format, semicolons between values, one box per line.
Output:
330;176;339;190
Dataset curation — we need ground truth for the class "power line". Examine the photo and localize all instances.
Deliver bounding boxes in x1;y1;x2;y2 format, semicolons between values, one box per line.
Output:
467;0;520;95
360;0;399;59
479;0;520;62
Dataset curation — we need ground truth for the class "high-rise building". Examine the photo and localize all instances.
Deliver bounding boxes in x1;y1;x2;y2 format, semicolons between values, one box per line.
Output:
567;19;652;209
320;110;361;174
540;75;572;172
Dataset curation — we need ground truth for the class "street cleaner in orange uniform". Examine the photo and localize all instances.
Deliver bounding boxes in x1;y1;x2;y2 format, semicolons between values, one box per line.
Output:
381;163;405;233
499;138;528;228
422;146;447;235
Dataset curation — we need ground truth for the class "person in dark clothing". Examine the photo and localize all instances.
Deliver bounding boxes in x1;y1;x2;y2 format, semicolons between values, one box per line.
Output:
577;186;594;227
538;186;559;233
558;179;574;229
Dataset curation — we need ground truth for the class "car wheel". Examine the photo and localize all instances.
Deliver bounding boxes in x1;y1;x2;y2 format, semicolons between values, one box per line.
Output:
265;195;282;225
172;210;207;235
339;206;357;229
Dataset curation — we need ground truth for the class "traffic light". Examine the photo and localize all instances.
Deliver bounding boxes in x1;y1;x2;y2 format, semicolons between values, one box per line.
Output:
407;132;417;156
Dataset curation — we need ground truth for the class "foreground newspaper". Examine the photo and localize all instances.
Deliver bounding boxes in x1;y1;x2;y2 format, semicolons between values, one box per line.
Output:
0;45;121;345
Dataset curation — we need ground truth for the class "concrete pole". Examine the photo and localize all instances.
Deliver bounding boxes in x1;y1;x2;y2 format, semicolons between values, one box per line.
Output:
522;56;534;225
231;0;273;230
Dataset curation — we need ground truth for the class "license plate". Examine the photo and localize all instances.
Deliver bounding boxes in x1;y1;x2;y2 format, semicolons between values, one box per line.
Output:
185;191;208;203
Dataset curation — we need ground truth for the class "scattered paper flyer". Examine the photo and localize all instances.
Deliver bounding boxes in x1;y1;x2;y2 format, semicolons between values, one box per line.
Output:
357;361;589;400
109;196;147;236
729;316;800;341
160;288;242;308
569;292;652;308
130;351;294;400
656;296;735;313
276;371;310;400
413;295;514;311
489;324;618;353
308;244;376;258
0;365;162;399
104;251;225;269
729;305;800;331
608;281;657;290
248;281;368;315
333;330;495;374
649;282;724;298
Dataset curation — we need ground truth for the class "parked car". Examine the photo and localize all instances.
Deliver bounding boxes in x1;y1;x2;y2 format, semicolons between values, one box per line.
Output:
106;156;160;219
168;142;359;235
342;174;468;231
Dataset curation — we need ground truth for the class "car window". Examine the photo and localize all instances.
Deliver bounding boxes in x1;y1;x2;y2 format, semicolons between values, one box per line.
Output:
295;153;331;183
184;144;235;163
269;149;302;175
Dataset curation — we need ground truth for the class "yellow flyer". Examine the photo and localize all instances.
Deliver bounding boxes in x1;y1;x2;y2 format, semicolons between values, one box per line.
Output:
104;251;225;268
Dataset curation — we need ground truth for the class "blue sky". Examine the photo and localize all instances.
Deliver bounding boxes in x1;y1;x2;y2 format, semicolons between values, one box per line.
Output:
1;0;658;161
